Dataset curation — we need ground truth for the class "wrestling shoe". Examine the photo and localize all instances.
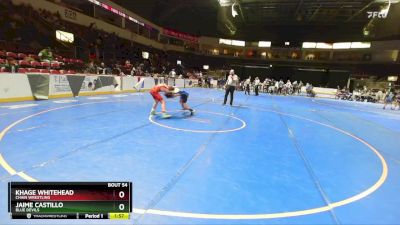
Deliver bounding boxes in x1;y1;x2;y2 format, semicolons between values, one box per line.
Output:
161;113;172;119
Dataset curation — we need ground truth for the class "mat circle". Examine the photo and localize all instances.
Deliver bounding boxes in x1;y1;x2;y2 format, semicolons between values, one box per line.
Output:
148;110;247;133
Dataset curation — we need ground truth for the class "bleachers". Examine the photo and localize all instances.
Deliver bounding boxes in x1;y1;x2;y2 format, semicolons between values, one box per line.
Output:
0;48;85;74
30;61;41;68
27;68;39;73
6;52;17;59
17;53;27;59
18;60;30;67
17;68;27;73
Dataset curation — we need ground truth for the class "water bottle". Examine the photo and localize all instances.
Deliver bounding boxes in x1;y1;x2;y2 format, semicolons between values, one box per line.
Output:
11;66;15;73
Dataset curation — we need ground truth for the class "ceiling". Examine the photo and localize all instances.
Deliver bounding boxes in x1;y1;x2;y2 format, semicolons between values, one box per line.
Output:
111;0;219;36
111;0;393;41
239;0;379;24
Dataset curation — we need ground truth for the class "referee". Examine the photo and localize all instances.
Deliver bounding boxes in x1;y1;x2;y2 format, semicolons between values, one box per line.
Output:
223;69;239;106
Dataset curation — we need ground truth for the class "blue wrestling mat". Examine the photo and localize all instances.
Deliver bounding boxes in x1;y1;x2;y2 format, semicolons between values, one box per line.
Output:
0;88;399;225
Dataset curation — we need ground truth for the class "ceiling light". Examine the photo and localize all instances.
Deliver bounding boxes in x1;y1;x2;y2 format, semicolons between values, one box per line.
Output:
302;42;317;48
231;40;245;47
218;0;232;7
232;3;238;17
333;42;351;49
258;41;271;47
351;42;371;48
316;43;333;49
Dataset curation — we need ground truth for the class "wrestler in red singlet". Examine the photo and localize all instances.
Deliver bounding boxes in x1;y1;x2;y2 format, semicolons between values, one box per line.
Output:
149;84;174;118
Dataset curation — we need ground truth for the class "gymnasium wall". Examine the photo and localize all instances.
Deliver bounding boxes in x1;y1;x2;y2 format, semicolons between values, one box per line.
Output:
0;74;32;101
327;71;350;89
231;66;292;81
293;70;350;88
293;71;327;86
0;74;196;103
231;66;349;88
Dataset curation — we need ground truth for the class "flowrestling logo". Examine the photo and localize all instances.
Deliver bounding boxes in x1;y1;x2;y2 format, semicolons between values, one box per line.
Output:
367;0;391;19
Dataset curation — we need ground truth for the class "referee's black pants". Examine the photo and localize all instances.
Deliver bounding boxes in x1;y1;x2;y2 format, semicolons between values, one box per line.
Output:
223;86;235;105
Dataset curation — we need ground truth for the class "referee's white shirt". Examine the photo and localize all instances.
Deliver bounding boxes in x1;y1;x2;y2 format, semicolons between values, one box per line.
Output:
226;75;239;87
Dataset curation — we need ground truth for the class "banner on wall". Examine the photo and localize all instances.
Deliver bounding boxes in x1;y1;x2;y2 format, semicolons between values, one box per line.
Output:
82;76;97;91
184;79;193;87
134;77;145;90
50;75;87;96
163;29;199;43
52;75;71;93
154;77;165;85
2;74;203;102
175;79;185;88
167;78;175;86
94;76;116;90
185;79;198;87
66;75;85;97
27;74;50;100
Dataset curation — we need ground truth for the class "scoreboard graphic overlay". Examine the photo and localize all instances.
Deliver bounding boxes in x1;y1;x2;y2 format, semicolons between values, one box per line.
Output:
8;182;132;220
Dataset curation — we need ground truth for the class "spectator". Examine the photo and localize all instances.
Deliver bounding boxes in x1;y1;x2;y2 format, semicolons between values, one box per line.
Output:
130;66;137;76
0;58;18;73
244;76;251;95
23;55;35;63
97;62;111;75
124;59;132;69
254;77;261;96
85;61;96;74
298;81;304;94
383;90;395;110
169;69;176;78
376;90;384;102
278;79;284;94
38;47;54;62
305;83;316;97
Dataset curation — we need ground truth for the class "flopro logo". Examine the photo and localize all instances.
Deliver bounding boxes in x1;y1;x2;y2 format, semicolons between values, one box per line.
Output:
367;0;391;19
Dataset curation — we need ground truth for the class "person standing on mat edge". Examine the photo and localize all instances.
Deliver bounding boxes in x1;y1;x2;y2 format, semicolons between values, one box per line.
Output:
254;77;260;96
149;84;174;118
223;69;239;106
244;76;251;95
383;90;395;110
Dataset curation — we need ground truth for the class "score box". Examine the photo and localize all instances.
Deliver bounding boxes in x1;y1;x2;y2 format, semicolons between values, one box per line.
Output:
8;182;132;220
